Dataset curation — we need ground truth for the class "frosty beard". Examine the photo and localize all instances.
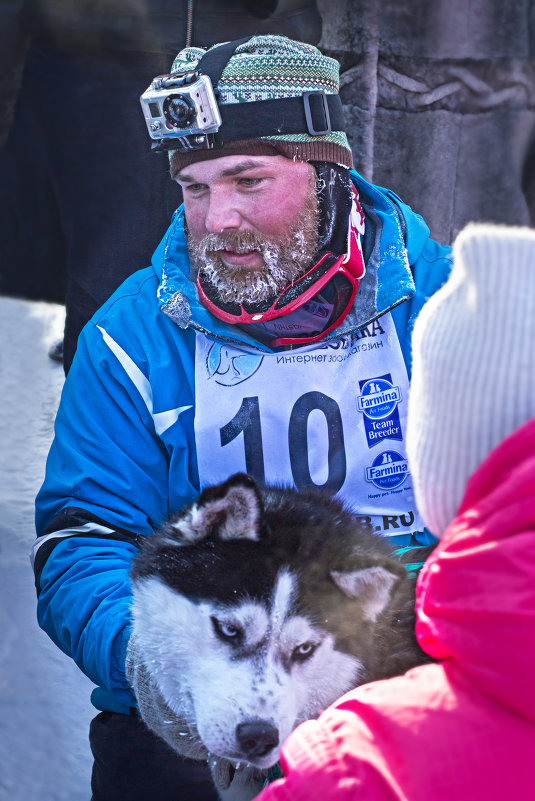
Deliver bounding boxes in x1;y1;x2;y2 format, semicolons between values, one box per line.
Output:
186;187;319;306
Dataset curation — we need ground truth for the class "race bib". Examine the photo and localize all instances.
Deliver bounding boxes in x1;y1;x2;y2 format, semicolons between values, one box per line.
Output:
194;315;424;540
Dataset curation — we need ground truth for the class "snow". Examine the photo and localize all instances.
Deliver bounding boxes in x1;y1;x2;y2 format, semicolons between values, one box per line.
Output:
0;297;94;801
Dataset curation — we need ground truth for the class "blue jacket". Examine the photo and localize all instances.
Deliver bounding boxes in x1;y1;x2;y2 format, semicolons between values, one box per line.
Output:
33;171;452;714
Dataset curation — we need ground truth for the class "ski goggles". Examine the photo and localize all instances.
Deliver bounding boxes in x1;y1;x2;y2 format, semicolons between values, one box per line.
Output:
197;193;366;347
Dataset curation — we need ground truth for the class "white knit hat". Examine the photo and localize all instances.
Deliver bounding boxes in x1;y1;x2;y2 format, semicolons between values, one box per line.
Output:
406;223;535;537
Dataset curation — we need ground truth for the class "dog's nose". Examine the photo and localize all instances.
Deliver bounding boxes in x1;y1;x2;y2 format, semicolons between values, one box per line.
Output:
236;720;279;759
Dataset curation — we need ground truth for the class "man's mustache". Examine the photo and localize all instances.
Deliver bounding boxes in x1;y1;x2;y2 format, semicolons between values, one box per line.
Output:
194;231;276;258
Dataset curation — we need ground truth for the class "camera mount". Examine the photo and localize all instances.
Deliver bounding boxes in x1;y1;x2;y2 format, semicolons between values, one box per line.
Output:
140;37;345;153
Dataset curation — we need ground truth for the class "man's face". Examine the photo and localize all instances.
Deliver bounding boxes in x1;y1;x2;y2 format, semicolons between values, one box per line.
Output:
176;154;318;304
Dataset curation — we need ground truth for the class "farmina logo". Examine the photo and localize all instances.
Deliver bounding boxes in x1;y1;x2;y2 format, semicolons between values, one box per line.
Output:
357;373;403;447
206;343;264;386
365;450;409;490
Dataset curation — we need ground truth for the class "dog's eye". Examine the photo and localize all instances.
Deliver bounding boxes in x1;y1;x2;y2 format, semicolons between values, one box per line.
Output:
291;641;317;663
211;617;242;643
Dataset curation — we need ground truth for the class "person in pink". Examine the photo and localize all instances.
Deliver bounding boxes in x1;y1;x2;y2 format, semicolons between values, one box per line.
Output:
256;223;535;801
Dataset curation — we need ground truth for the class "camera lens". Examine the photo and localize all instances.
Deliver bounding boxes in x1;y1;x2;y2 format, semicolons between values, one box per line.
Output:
163;94;196;128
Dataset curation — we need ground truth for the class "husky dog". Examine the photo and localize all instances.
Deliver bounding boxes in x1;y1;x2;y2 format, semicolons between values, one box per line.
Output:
127;473;432;800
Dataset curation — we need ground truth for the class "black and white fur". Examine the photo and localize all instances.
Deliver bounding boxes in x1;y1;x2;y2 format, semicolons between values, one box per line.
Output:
129;473;432;799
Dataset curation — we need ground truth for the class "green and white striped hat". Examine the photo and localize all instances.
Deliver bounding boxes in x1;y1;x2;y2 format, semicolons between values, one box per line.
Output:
169;35;353;176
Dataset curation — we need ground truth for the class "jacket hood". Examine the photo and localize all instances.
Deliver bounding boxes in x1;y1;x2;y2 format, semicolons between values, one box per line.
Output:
150;170;430;351
415;418;535;721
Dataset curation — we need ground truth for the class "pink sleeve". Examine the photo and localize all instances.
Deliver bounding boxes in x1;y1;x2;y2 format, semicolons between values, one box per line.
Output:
256;712;400;801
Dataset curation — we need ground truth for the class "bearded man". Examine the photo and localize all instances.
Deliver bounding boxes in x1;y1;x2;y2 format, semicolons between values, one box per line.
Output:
33;36;452;801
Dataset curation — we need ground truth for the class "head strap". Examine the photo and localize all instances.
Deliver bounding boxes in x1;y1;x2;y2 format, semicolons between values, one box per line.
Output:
155;36;345;153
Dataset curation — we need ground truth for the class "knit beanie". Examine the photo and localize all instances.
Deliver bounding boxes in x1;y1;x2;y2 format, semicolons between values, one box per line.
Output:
168;35;353;177
406;223;535;537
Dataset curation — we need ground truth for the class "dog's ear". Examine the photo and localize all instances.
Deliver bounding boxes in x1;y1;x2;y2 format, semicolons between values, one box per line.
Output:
330;563;401;621
168;473;264;543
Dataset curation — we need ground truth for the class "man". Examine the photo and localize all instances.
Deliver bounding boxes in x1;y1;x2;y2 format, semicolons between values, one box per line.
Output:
32;36;451;801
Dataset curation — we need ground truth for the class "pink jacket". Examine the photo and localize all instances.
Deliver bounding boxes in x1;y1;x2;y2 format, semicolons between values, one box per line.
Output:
258;419;535;801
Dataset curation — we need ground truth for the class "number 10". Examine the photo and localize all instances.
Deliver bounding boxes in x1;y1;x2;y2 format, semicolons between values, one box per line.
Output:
220;392;347;493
